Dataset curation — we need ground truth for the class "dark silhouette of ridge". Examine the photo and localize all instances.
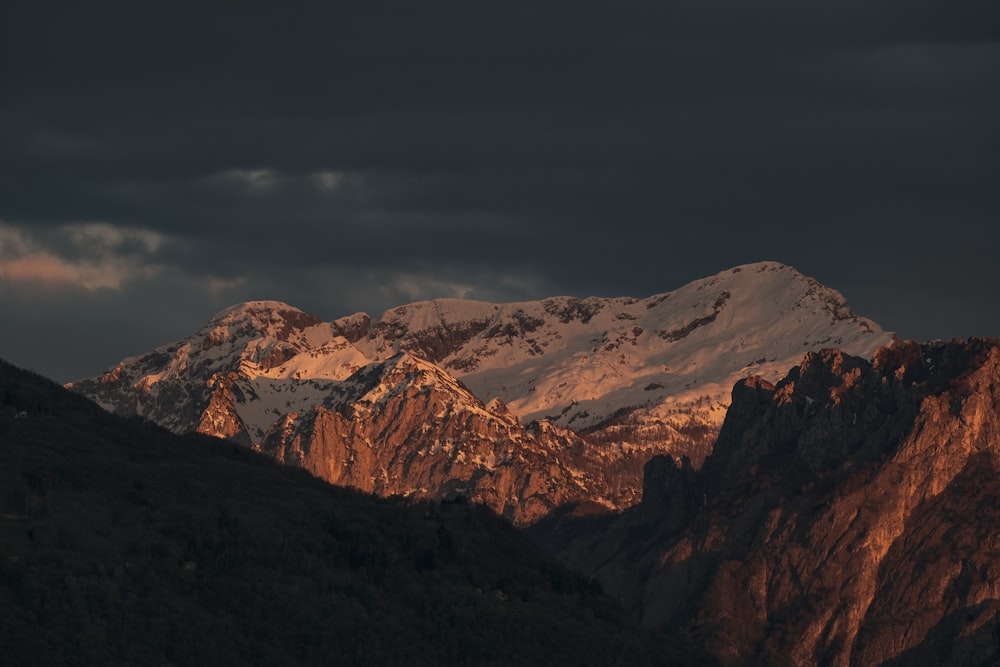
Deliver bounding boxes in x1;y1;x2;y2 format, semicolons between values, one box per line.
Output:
0;358;714;666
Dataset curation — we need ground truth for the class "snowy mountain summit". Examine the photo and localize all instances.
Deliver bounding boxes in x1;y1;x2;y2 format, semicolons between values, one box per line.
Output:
70;262;893;523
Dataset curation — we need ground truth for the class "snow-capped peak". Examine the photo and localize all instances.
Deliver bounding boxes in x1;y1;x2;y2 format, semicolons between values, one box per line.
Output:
209;299;304;320
201;300;327;346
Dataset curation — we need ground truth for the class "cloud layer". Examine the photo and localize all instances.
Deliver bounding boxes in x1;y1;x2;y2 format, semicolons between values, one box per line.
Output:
2;0;998;381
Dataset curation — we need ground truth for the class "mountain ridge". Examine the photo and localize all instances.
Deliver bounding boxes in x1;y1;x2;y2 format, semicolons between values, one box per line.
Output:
70;261;893;523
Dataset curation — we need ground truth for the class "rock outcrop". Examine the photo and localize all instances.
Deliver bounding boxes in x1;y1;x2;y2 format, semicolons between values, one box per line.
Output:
257;353;611;525
535;339;1000;666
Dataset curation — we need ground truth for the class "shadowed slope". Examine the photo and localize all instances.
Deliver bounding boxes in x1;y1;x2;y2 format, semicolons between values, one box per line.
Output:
0;358;713;666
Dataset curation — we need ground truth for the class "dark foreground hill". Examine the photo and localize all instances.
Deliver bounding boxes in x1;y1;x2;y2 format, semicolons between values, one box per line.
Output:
0;359;712;666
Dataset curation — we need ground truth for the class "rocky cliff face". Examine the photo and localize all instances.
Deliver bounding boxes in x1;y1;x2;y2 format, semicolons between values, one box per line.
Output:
256;353;616;525
535;339;1000;666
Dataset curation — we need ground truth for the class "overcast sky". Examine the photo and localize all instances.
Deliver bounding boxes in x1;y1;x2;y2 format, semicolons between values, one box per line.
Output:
2;0;998;382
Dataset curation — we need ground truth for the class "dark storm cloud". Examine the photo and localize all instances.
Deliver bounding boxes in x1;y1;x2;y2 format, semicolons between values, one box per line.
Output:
1;0;998;381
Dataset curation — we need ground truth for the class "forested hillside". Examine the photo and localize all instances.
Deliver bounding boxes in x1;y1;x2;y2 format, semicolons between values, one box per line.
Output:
0;359;712;666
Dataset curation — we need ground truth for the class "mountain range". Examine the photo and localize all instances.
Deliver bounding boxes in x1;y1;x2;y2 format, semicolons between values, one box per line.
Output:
7;260;1000;666
69;261;892;524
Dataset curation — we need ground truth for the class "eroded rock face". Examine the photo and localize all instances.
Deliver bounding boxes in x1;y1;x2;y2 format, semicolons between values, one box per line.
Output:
198;372;252;446
540;339;1000;667
256;354;615;525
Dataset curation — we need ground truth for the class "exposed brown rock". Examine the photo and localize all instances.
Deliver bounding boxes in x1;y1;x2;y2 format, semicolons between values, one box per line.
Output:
330;312;371;343
539;339;1000;667
256;354;614;525
198;372;252;446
